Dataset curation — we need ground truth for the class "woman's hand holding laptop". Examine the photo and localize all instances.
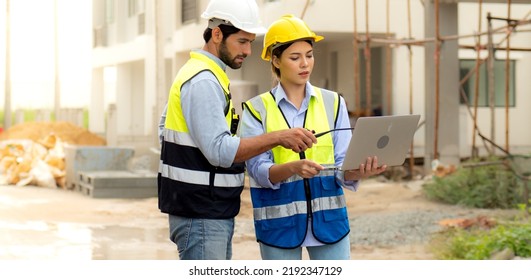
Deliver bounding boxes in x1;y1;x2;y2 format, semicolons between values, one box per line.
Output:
343;156;387;181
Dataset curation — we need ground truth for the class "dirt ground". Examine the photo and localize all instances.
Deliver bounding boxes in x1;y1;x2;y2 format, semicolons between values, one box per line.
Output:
233;178;437;260
0;122;456;260
0;177;517;260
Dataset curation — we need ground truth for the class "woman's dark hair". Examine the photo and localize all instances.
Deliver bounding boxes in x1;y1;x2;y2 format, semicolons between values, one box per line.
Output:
270;40;313;78
203;24;241;43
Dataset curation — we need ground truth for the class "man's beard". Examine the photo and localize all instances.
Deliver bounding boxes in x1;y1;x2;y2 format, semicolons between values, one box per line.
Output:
219;41;244;70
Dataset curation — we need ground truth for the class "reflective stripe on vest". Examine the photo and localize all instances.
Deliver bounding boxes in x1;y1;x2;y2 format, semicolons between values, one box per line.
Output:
161;129;244;187
252;170;346;221
252;195;346;221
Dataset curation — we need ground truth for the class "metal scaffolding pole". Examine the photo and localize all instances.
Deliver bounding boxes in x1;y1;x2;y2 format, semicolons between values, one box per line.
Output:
505;0;512;152
407;0;415;176
471;0;483;158
487;12;496;154
352;0;361;115
386;0;392;116
364;0;372;116
434;0;441;160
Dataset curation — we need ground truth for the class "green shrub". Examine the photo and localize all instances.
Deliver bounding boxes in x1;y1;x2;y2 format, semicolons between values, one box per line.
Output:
431;219;531;259
422;160;524;209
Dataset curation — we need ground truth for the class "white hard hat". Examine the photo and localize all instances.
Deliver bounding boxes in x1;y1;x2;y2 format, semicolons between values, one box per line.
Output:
201;0;266;35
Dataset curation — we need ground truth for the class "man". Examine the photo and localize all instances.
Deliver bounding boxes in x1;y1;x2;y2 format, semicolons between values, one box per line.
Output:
158;0;317;260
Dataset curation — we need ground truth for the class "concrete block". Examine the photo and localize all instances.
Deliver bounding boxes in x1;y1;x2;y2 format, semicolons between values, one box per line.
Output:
76;170;157;199
78;170;157;188
77;181;157;199
64;145;135;190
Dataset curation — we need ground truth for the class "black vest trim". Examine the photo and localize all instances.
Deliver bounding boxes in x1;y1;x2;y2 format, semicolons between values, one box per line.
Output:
162;140;244;174
158;174;243;219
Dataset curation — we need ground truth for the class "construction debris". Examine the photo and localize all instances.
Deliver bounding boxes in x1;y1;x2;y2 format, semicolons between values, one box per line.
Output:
431;159;457;178
438;215;497;230
0;121;106;188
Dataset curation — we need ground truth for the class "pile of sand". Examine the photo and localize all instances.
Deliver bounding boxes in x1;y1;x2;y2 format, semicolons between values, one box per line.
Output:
0;121;106;146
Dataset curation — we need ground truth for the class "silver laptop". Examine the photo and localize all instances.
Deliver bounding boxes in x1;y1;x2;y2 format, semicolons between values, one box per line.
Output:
339;114;421;170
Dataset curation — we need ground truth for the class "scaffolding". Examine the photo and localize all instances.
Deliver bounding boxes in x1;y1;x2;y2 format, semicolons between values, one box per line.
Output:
345;0;531;177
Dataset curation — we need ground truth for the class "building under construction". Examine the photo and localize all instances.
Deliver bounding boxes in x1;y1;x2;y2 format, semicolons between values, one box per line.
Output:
86;0;531;174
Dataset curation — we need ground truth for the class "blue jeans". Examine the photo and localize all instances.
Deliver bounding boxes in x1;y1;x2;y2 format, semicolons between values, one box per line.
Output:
259;235;351;260
168;215;234;260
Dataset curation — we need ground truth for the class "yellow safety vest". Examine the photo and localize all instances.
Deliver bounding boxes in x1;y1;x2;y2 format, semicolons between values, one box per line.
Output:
243;87;350;248
158;51;244;219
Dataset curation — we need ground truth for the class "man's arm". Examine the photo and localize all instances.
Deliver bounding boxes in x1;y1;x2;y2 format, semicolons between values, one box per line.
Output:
183;73;316;166
234;128;317;163
158;103;167;145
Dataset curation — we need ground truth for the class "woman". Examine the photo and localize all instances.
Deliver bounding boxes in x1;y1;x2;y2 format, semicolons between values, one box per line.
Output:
240;15;387;260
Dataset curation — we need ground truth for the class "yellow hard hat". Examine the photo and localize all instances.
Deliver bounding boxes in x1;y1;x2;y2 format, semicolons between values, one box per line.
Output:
261;14;324;61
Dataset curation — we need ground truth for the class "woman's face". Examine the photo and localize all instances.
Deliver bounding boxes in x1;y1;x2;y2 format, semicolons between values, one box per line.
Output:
273;40;314;86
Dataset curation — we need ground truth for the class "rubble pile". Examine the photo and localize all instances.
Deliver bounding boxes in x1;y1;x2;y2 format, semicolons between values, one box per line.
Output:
0;121;106;188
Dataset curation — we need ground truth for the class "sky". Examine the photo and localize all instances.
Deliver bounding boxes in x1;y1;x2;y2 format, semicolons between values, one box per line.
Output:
0;0;92;110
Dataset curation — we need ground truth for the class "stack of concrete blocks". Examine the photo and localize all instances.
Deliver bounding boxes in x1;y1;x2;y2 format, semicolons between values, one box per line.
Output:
64;145;157;199
77;170;157;199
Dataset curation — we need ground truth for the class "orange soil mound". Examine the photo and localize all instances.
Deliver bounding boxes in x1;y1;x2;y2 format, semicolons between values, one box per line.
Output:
0;121;106;146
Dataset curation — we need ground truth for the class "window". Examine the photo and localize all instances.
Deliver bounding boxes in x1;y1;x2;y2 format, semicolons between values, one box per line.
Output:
181;0;198;24
105;0;115;24
459;59;516;107
128;0;145;17
128;0;137;17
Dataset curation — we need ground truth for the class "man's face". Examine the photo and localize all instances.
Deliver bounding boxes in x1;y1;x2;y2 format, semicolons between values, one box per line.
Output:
218;30;256;69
